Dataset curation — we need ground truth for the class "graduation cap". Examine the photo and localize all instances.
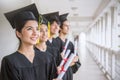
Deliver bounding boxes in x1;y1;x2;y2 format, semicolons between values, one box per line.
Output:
38;14;51;38
4;3;39;29
39;14;49;26
42;12;60;25
59;13;69;23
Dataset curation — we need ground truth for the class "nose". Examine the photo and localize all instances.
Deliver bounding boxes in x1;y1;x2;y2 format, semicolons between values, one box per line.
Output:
33;28;39;36
43;30;47;36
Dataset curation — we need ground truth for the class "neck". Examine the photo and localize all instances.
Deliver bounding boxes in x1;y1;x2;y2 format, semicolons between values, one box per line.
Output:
49;36;54;40
49;33;55;39
18;43;34;55
36;42;47;51
59;32;66;42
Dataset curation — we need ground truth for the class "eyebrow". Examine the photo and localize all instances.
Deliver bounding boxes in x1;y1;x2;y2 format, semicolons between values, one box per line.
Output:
24;26;32;28
24;26;38;29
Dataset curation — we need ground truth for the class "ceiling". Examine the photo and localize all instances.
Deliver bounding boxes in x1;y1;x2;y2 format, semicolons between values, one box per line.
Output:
35;0;110;35
0;0;110;35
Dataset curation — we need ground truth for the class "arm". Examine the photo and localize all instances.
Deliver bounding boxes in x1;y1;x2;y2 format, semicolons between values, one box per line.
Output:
0;57;19;80
70;57;81;73
70;42;81;73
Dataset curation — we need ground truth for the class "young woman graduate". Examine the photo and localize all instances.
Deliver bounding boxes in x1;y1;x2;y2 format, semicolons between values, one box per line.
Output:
0;4;59;80
55;13;81;80
35;15;59;80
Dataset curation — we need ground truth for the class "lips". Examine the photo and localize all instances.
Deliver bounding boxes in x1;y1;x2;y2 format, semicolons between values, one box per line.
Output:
31;37;38;41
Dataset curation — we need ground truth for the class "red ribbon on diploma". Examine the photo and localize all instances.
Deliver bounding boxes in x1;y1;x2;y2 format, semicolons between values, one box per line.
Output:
60;66;66;72
63;58;68;63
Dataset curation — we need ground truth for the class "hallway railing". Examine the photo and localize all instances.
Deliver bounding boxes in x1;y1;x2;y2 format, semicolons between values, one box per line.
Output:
86;41;120;80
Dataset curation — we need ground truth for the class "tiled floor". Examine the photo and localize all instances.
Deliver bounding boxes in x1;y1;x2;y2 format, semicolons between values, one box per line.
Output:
73;43;108;80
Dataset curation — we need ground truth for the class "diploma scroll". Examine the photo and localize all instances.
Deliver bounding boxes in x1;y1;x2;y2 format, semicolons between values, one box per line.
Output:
59;49;71;67
62;40;69;56
57;53;75;79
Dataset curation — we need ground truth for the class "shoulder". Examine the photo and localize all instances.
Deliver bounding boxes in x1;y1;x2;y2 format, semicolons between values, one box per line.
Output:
55;37;61;42
2;52;19;64
47;46;59;53
3;52;19;60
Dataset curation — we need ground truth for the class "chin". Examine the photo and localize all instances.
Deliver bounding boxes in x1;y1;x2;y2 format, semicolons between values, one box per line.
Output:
31;41;37;45
32;42;37;45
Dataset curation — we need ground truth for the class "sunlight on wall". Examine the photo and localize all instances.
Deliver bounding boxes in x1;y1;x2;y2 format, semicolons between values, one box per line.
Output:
79;32;86;46
79;32;86;62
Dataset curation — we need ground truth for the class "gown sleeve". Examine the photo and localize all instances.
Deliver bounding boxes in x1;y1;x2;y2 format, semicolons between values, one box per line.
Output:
71;59;81;73
70;42;81;73
0;57;19;80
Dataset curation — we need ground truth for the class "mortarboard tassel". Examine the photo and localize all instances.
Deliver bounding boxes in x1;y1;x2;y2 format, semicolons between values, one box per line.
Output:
36;15;42;44
48;22;51;38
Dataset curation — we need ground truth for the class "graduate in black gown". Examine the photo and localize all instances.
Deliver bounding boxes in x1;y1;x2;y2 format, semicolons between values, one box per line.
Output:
42;12;61;66
55;13;81;80
42;12;60;48
34;15;59;80
0;4;58;80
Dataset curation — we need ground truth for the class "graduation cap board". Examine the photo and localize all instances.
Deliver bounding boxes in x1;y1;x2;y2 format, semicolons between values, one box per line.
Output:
59;13;69;23
39;14;49;26
4;3;39;29
42;12;60;25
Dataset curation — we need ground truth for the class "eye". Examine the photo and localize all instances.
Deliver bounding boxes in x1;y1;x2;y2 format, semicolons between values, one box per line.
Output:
27;27;32;30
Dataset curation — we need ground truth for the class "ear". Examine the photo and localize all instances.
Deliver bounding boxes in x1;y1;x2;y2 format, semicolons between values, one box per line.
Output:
16;31;22;39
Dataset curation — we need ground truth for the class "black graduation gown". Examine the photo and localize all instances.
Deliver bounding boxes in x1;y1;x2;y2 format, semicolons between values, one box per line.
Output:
47;46;61;66
0;50;57;80
46;38;61;66
34;47;58;79
46;38;58;48
55;37;81;80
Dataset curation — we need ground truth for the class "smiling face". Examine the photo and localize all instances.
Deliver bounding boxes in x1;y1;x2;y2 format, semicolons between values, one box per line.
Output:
39;24;48;42
50;21;60;35
16;20;39;45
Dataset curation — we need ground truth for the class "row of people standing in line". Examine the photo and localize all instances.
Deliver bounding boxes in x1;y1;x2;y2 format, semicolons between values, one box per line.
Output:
0;3;81;80
44;11;81;80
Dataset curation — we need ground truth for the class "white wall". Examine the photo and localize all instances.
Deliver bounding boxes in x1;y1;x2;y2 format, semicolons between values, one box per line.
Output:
0;0;32;66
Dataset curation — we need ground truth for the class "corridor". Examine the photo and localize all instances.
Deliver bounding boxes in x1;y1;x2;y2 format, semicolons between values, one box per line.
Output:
73;39;108;80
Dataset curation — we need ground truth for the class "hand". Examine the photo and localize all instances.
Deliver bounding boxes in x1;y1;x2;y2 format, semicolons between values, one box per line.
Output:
70;56;79;66
61;52;64;59
57;66;61;74
73;56;79;62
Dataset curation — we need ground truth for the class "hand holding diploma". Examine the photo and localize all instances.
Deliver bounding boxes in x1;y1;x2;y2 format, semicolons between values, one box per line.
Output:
59;50;70;66
70;55;79;66
57;53;76;79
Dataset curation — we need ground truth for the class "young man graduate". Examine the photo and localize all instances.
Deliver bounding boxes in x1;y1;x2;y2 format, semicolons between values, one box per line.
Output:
43;12;60;48
56;13;81;80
